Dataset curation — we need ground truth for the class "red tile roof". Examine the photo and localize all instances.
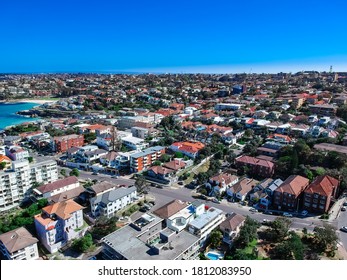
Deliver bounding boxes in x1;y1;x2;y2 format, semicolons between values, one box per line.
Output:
305;175;339;196
276;175;309;196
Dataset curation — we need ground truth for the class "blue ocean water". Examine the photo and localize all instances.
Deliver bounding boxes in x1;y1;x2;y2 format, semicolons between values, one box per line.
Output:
0;102;40;130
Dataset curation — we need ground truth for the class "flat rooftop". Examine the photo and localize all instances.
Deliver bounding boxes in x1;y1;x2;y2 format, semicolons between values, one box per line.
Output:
188;207;223;230
102;214;199;260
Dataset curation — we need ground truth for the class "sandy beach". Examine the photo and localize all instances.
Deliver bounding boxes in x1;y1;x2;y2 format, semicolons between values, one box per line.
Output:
0;98;58;105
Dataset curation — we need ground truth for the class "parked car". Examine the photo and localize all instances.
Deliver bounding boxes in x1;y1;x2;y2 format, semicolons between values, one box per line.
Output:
249;208;258;213
111;175;118;178
212;198;221;204
300;210;308;216
156;185;163;189
177;181;184;185
283;212;293;217
340;226;347;233
148;201;156;206
343;202;347;206
341;207;346;212
139;207;147;212
92;171;99;175
262;219;271;225
264;211;273;215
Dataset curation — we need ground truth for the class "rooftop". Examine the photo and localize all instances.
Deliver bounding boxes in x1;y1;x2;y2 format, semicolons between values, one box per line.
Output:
0;227;38;254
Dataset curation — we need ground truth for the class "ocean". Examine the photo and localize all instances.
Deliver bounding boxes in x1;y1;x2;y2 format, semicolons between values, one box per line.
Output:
0;102;40;130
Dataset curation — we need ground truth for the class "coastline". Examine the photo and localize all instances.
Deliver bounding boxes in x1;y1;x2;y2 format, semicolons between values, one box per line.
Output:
0;98;57;105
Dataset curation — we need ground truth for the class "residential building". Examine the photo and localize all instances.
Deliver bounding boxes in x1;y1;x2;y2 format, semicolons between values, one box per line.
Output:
147;166;177;184
273;175;310;211
90;186;137;218
153;200;203;232
215;103;242;111
187;207;225;246
303;175;339;213
102;200;220;260
219;213;246;246
52;134;84;153
0;159;58;211
163;159;186;171
5;146;29;161
131;126;158;139
208;173;239;197
33;176;80;199
34;200;85;253
169;141;205;159
121;135;149;151
130;146;165;173
235;155;275;178
309;104;338;117
0;227;39;260
313;143;347;156
227;178;259;201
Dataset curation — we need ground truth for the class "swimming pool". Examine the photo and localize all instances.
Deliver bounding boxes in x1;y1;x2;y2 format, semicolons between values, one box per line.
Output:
205;251;223;260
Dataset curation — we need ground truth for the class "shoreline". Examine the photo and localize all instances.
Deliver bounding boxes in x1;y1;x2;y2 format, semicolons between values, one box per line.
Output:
0;98;57;105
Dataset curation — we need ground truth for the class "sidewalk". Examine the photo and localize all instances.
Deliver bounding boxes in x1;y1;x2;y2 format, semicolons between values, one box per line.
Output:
328;197;346;221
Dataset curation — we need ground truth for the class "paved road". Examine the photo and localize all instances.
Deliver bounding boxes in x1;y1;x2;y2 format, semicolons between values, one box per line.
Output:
337;199;347;251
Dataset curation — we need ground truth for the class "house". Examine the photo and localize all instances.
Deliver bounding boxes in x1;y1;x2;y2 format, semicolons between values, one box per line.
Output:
0;155;12;171
163;159;186;171
257;142;285;158
169;141;205;159
273;175;310;211
33;176;80;199
235;155;275;178
303;175;339;213
0;227;39;260
227;178;259;201
209;173;239;197
34;200;86;253
219;213;246;246
147;166;177;184
90;186;137;218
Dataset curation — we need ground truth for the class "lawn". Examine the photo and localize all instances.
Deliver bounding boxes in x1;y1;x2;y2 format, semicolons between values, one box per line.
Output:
183;160;210;184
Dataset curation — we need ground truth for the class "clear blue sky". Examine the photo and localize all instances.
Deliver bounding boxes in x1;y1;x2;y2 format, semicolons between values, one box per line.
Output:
1;0;347;73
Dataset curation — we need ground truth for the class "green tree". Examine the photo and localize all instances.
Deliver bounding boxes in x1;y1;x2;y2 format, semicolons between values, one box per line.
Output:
0;162;6;170
267;217;291;242
135;175;149;194
312;224;338;253
160;154;171;163
272;232;304;260
73;233;93;253
152;160;161;166
234;217;260;249
209;229;223;248
28;156;34;163
60;169;67;177
69;168;80;177
175;151;184;158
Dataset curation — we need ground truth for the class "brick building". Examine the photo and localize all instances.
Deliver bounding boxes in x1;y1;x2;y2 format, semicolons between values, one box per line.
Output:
52;134;84;153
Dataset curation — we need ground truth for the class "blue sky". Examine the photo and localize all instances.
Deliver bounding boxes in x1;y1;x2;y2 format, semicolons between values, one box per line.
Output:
1;0;347;73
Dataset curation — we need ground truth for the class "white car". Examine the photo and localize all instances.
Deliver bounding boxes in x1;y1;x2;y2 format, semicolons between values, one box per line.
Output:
249;208;258;213
283;212;293;217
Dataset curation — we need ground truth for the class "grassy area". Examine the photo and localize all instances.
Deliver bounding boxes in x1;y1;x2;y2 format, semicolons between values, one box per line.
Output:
242;239;257;254
184;160;210;184
74;221;89;232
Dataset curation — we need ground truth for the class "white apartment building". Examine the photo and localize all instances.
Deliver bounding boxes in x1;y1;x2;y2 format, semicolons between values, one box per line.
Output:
34;200;85;253
5;145;29;161
90;186;137;218
188;207;225;245
0;159;58;212
0;227;39;260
